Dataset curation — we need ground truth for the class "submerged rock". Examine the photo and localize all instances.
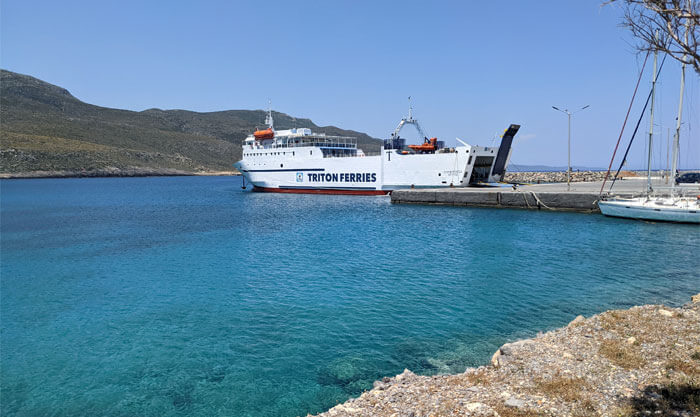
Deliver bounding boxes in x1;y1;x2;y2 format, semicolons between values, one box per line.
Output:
317;356;383;394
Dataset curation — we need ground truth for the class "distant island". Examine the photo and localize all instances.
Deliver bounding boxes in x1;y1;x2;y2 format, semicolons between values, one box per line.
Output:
0;70;382;178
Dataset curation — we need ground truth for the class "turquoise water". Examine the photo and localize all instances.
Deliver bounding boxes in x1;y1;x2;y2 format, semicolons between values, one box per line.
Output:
1;176;698;417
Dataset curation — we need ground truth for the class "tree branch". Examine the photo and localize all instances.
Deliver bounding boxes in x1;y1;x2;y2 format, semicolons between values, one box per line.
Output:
606;0;700;74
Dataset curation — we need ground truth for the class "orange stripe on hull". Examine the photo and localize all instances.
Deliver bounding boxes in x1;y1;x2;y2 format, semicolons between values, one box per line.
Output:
253;186;389;196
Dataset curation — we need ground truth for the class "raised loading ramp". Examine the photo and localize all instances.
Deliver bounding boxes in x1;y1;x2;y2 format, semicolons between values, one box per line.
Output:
491;124;520;177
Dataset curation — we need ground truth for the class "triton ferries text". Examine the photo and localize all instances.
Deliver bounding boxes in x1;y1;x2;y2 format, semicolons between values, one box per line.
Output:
304;173;377;183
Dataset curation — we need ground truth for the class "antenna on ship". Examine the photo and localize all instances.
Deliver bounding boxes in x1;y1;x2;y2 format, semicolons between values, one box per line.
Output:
408;96;413;121
265;99;274;130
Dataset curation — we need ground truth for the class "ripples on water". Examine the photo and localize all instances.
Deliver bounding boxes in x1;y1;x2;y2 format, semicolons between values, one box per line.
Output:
1;176;698;416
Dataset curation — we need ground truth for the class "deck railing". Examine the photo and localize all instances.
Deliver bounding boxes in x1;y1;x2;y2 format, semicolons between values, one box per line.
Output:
263;136;357;149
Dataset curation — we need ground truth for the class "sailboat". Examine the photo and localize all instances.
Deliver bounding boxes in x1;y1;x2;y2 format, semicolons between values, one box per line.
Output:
599;36;700;224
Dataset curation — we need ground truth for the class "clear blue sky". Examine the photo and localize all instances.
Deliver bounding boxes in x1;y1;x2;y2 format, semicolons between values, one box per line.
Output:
2;0;698;168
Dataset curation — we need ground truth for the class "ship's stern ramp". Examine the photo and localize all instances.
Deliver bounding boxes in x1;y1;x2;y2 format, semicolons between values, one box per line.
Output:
490;124;520;180
466;124;520;185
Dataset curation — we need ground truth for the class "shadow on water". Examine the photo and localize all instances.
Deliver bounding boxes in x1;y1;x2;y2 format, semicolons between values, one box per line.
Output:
627;384;700;416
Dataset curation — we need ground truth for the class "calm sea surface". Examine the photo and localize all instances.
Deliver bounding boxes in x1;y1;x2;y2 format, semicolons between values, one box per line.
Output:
1;176;698;416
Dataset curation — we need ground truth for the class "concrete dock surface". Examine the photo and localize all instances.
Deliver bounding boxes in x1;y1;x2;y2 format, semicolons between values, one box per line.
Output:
390;177;700;212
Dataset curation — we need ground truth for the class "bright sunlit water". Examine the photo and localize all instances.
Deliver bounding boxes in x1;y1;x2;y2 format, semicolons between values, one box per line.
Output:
1;176;698;417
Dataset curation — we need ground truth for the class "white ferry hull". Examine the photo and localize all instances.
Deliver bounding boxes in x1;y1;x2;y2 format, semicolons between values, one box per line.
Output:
235;112;520;195
237;146;506;195
599;199;700;224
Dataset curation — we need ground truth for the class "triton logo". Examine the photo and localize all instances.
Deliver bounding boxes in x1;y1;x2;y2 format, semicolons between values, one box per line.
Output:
296;172;304;182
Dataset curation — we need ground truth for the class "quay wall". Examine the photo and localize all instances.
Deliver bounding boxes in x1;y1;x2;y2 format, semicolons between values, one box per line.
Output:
391;189;607;212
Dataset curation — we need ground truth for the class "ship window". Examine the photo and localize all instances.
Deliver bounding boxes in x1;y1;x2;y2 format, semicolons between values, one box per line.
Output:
310;151;313;155
293;152;295;156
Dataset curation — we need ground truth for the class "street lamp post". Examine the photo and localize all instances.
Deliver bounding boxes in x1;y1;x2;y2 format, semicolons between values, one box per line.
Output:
552;105;589;190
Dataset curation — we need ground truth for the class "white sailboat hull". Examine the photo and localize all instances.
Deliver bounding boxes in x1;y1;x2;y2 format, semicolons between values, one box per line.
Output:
599;198;700;224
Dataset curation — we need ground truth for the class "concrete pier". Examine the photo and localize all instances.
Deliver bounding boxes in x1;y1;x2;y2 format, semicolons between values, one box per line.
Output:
390;178;697;212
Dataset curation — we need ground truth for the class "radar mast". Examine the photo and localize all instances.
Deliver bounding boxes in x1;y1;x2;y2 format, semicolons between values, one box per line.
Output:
391;96;429;140
265;99;274;130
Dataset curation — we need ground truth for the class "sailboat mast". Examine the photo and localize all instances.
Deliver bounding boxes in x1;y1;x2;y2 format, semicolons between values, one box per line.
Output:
670;10;689;195
647;32;659;194
670;65;685;193
666;128;670;184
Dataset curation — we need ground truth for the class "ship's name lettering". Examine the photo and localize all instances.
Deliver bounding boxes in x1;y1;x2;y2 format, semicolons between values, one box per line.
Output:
307;173;377;182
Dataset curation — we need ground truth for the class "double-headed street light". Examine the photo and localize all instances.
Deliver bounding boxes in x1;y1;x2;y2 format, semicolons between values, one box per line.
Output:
552;105;590;190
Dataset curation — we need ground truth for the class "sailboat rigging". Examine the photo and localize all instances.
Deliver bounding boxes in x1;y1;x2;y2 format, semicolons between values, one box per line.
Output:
599;28;700;224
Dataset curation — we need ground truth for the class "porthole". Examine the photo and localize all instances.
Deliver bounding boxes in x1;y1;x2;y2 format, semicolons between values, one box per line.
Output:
280;164;283;168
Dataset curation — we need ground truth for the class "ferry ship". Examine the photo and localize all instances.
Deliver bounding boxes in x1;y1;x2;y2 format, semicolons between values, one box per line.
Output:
234;104;520;195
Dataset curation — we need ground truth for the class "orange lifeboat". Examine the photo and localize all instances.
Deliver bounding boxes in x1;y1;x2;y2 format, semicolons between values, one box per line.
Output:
254;128;274;140
408;137;438;152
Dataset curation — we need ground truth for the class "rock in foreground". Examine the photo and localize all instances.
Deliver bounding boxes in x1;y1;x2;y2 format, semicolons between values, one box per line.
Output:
314;295;700;417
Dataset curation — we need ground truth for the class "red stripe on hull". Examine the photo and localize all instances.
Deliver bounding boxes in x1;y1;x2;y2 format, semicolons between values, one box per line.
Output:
253;186;389;195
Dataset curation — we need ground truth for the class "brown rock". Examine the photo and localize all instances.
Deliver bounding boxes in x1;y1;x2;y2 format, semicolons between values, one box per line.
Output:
568;315;585;327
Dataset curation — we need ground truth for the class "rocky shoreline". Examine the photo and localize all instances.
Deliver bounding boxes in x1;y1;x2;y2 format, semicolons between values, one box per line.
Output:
314;294;700;417
1;169;615;182
0;167;240;179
